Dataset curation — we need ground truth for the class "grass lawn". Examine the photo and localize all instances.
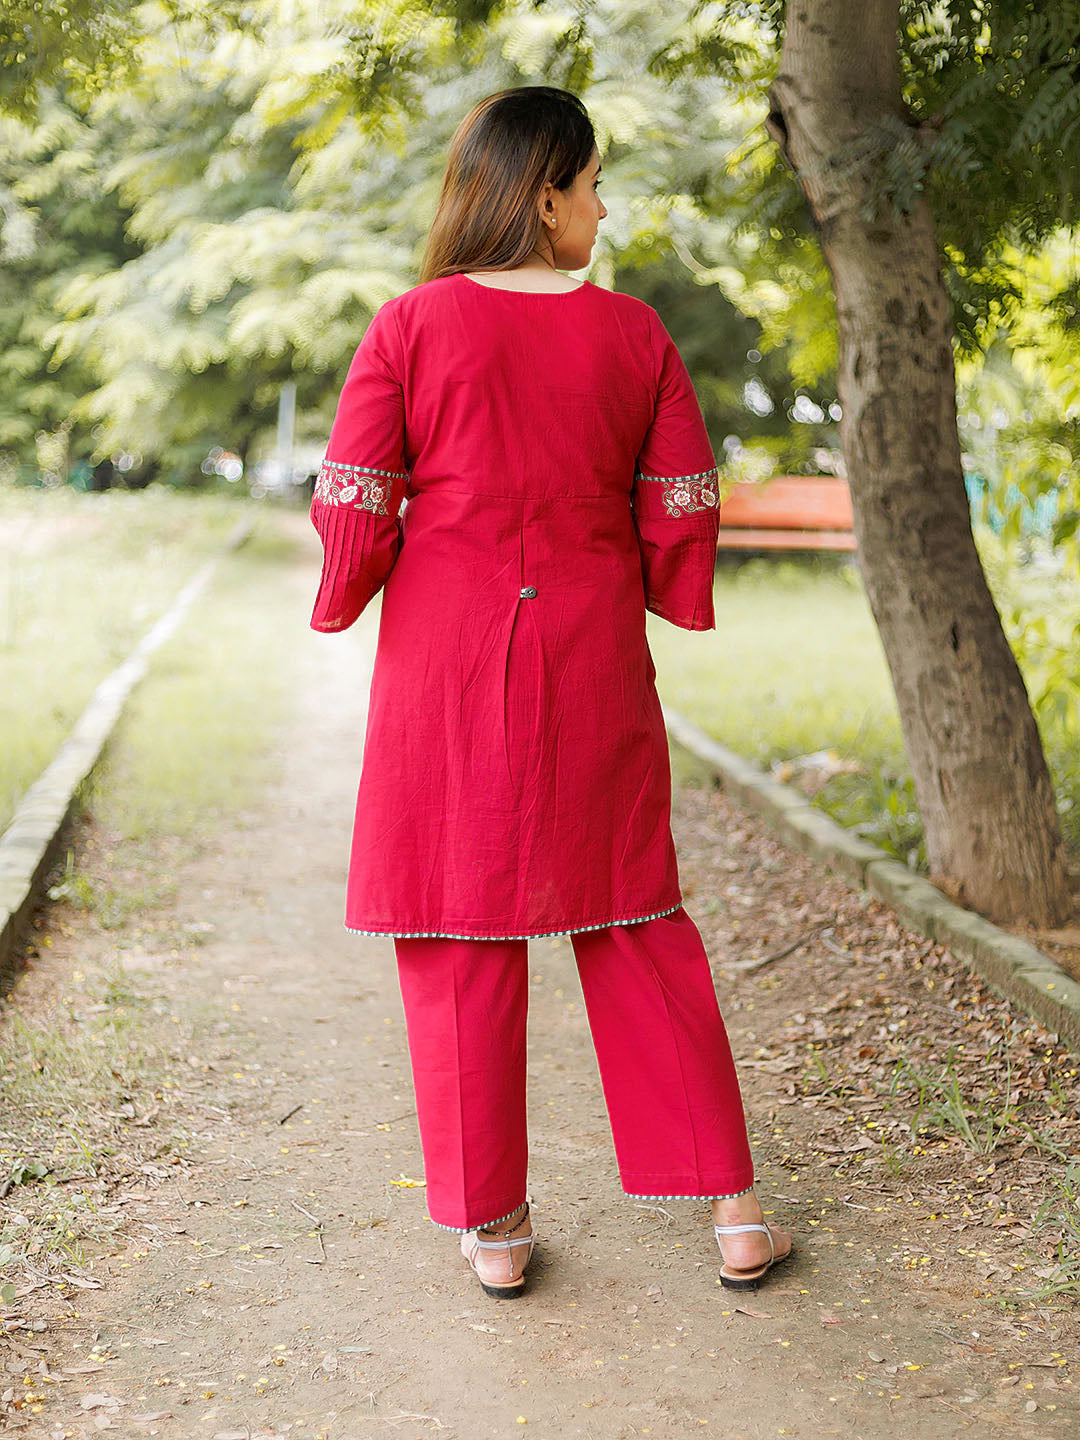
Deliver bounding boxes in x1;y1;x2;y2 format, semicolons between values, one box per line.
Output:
650;550;1080;870
0;485;252;833
81;514;302;843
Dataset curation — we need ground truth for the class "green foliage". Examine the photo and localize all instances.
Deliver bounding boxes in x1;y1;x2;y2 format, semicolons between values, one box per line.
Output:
814;766;927;872
0;97;134;468
0;0;142;120
951;232;1080;597
651;551;1080;870
891;1042;1017;1157
2;0;1080;533
975;522;1080;856
2;1156;49;1186
660;1;1080;500
898;3;1080;354
0;0;848;483
728;3;1080;371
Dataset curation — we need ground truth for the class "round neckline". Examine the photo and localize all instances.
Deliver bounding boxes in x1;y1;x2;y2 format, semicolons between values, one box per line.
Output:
457;271;590;297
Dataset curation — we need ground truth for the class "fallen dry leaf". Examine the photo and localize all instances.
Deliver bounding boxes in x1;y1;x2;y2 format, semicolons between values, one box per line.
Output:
80;1394;127;1410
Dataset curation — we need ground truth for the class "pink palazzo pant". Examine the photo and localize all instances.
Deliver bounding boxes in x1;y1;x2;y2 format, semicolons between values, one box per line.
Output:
393;904;756;1232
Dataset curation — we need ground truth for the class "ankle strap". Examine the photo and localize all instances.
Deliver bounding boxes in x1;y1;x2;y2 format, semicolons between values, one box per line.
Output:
478;1200;529;1236
472;1233;535;1249
714;1220;774;1261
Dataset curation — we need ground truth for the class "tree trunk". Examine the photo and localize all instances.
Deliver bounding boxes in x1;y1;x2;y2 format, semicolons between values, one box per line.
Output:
765;0;1075;926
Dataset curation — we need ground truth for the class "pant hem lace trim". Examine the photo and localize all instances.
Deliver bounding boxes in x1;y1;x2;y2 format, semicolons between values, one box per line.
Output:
345;902;682;941
428;1201;528;1234
427;1186;756;1231
623;1184;755;1201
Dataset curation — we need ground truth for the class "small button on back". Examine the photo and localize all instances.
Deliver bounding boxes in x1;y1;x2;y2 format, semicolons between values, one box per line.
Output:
519;586;537;598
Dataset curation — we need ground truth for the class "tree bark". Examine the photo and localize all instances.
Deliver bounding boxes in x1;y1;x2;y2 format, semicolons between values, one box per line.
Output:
765;0;1075;926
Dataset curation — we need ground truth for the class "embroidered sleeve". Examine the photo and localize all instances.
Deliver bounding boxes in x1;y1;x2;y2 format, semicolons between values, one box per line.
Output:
310;302;410;633
630;311;721;631
313;460;406;514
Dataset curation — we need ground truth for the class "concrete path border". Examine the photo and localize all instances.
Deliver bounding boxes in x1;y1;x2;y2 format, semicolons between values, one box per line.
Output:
0;516;252;991
663;702;1080;1051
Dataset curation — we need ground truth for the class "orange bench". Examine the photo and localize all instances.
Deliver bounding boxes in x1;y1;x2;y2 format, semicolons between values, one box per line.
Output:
716;475;855;551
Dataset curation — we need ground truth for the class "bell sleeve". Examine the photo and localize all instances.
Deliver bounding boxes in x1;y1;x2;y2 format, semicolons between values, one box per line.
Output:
631;310;721;631
309;301;410;633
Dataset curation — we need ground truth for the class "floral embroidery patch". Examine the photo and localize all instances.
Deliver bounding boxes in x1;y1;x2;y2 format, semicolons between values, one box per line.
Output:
636;466;720;517
314;459;408;515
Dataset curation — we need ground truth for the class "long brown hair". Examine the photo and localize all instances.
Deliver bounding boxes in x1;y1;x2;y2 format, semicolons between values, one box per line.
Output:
418;86;596;284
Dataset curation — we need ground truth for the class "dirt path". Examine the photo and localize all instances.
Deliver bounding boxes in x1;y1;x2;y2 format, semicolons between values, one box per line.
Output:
3;523;1077;1439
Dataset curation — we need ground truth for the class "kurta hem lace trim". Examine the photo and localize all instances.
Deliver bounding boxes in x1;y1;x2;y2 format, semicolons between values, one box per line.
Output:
636;465;720;517
344;901;683;941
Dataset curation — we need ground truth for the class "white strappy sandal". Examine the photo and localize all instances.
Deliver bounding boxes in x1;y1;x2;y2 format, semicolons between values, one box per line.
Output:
460;1200;536;1298
714;1220;794;1290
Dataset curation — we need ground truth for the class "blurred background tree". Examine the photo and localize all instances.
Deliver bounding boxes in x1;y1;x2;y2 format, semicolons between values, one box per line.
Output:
0;99;134;482
0;0;1077;516
0;0;141;119
0;0;841;486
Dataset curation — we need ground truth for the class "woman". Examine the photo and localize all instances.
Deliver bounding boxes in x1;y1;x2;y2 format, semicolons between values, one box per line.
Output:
308;85;793;1298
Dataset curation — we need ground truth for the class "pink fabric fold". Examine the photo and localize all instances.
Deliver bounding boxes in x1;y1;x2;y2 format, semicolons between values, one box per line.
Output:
309;500;400;632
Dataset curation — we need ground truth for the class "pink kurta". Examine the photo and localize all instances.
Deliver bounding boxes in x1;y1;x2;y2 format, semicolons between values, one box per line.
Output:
309;272;721;939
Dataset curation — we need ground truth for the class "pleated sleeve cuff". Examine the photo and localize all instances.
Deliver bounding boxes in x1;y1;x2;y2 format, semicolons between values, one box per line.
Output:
309;494;402;632
633;482;721;631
